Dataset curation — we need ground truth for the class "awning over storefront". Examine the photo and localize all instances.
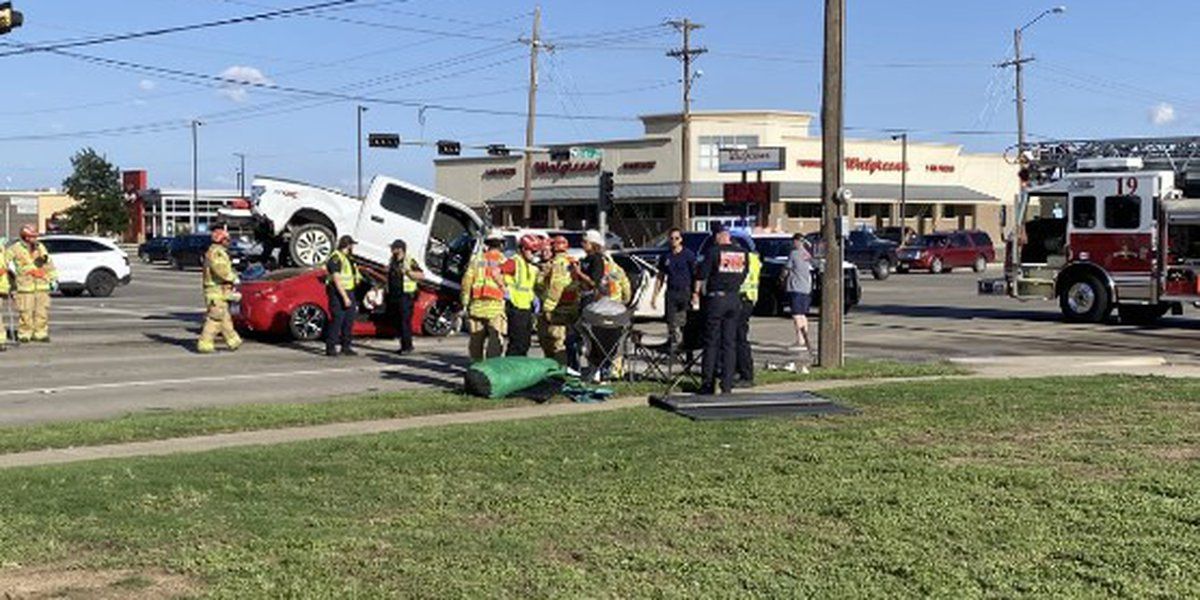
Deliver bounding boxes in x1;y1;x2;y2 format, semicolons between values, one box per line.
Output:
487;181;999;205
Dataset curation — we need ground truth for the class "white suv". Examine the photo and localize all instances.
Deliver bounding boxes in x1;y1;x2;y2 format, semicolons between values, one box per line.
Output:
38;235;132;297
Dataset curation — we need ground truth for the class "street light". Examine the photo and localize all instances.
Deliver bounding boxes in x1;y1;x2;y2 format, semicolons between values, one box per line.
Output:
233;152;246;199
1002;6;1066;165
891;133;907;235
191;120;203;233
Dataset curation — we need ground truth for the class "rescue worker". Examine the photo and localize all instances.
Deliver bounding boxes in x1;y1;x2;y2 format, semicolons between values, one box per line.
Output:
197;226;243;354
325;235;363;357
461;231;508;361
502;234;542;357
694;224;749;395
538;235;580;366
0;239;10;351
735;240;763;386
386;239;424;354
583;230;632;380
9;224;56;343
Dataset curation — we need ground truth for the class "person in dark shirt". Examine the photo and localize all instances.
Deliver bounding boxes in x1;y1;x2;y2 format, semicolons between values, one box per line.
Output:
575;229;607;305
693;225;749;395
386;239;424;354
651;227;697;349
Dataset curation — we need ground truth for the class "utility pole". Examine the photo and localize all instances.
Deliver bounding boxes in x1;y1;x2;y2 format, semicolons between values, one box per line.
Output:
891;133;907;232
233;152;246;198
191;119;202;233
357;105;368;199
520;6;549;226
668;18;706;230
819;0;845;369
999;6;1065;166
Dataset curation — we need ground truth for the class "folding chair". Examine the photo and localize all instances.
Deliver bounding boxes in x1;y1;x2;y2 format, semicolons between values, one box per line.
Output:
574;298;633;384
629;309;706;392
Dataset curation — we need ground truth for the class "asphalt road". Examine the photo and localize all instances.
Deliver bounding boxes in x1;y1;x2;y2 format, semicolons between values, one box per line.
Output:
2;260;1198;426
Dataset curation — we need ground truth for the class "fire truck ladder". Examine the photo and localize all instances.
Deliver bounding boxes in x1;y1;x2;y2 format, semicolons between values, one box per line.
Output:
1022;136;1200;189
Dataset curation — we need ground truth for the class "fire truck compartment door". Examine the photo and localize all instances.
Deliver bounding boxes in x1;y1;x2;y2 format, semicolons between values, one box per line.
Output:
1067;174;1158;301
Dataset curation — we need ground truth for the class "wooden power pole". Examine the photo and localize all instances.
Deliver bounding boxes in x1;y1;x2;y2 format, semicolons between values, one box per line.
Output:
819;0;845;368
520;6;545;225
668;18;706;230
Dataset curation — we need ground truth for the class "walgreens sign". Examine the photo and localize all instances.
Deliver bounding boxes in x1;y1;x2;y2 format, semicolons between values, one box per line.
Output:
797;157;956;174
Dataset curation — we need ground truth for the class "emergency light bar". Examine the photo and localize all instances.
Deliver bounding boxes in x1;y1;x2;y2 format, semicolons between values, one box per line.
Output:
1076;157;1145;172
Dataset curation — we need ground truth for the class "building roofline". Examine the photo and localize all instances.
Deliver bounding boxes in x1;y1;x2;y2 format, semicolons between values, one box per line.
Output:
640;109;816;122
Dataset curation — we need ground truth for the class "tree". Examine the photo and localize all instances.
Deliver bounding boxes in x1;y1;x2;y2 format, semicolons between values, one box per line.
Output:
61;147;127;235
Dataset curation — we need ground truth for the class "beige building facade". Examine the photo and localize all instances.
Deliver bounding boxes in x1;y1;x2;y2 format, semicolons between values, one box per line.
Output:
435;110;1019;246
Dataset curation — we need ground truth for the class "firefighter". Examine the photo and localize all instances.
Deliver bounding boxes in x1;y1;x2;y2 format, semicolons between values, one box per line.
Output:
694;224;749;395
538;235;579;366
0;239;10;351
9;224;56;343
735;241;762;386
197;227;243;354
325;235;363;357
461;231;508;361
502;234;542;357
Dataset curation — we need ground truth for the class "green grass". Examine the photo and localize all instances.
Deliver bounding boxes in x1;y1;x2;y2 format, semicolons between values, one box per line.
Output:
0;375;1198;597
0;359;964;456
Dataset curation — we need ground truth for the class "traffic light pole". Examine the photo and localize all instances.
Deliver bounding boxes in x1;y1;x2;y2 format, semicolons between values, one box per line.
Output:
818;0;845;368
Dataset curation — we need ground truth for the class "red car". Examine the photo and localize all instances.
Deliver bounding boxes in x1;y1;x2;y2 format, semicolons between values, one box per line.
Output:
232;268;462;340
896;230;995;274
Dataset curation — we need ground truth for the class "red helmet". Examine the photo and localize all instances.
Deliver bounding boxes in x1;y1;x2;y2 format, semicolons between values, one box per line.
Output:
519;234;544;253
19;224;37;241
550;235;569;253
211;228;230;245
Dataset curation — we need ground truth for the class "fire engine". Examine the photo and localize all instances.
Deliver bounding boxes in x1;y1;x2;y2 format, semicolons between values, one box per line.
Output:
980;136;1200;325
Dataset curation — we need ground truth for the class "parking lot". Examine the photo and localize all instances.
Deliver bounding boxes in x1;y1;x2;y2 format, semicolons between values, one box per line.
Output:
4;260;1200;426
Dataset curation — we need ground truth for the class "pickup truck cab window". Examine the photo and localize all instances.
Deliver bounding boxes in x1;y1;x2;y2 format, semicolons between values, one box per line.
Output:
380;184;431;222
426;203;480;281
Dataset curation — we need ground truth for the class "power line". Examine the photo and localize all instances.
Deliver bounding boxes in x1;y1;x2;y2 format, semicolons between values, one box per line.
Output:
217;0;521;43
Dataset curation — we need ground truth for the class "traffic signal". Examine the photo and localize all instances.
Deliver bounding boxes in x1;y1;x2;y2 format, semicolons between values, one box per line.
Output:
368;133;400;149
598;170;615;213
486;144;510;156
549;147;570;162
437;140;461;156
0;2;23;35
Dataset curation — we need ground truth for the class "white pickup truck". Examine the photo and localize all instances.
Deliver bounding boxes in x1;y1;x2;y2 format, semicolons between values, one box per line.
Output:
250;175;484;287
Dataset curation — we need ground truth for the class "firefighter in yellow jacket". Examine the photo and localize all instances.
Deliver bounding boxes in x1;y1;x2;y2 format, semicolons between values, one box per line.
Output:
461;230;508;361
0;239;10;351
9;224;56;343
197;227;243;353
538;235;580;366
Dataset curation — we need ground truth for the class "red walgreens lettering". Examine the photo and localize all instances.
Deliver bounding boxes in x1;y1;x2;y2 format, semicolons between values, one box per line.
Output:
533;161;601;177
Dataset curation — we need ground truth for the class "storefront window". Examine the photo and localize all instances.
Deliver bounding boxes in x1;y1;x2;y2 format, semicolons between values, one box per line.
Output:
698;135;759;171
786;203;822;219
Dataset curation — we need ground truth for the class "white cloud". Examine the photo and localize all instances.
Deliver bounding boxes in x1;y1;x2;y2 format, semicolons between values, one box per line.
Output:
1150;102;1176;126
218;65;271;102
138;79;157;91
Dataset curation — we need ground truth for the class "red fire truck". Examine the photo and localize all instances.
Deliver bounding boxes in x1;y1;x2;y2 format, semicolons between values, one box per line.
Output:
980;137;1200;325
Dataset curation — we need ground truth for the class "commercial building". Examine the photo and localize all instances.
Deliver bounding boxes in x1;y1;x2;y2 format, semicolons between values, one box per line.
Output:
435;110;1019;246
0;191;77;240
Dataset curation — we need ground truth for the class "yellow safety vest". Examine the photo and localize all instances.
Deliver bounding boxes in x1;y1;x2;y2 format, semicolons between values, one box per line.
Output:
202;244;237;301
9;241;56;293
599;256;631;304
0;246;9;295
505;254;538;311
741;252;762;303
394;256;420;294
327;250;362;291
462;250;506;318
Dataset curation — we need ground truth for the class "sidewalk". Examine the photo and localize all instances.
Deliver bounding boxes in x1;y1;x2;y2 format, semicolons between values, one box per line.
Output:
1;355;1197;470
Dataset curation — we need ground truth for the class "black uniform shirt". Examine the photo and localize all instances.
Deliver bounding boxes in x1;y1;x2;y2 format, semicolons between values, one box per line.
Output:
699;242;749;294
387;256;414;300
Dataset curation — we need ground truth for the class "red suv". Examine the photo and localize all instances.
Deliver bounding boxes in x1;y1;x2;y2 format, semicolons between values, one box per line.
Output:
896;230;995;274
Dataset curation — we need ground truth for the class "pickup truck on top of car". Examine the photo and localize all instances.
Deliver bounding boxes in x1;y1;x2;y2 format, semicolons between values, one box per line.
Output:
250;175;484;288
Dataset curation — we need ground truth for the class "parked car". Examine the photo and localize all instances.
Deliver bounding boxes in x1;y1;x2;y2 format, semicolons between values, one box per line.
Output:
40;235;132;297
628;230;709;264
232;268;462;341
137;236;173;263
896;230;995;274
804;229;898;280
168;234;250;271
877;225;917;246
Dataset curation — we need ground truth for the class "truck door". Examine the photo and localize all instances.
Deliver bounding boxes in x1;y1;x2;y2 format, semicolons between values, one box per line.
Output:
1068;175;1157;302
354;181;432;265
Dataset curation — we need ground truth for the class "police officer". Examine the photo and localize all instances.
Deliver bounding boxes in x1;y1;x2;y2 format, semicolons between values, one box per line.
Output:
387;239;424;354
694;224;749;395
502;234;542;357
325;235;362;357
735;240;762;386
461;231;508;361
197;226;243;354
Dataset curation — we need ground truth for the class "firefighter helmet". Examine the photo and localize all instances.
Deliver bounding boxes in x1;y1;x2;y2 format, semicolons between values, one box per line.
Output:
211;228;230;245
519;234;543;253
19;224;37;241
550;235;569;253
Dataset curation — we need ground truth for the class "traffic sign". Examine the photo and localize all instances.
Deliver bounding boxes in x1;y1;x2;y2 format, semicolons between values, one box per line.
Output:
571;146;604;160
718;147;786;173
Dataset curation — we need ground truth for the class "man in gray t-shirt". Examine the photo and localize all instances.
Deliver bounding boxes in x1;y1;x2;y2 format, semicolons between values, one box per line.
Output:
783;234;813;353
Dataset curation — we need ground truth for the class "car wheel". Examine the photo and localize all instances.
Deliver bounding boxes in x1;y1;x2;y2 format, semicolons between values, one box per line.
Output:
288;303;328;341
139;251;150;263
86;270;118;297
972;255;987;273
60;289;85;297
930;257;944;274
1059;273;1110;323
895;264;909;274
423;304;463;337
871;257;890;281
289;223;335;268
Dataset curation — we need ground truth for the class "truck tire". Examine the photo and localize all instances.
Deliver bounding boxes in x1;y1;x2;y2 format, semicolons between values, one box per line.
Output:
288;303;327;341
289;223;335;268
1059;273;1110;323
871;257;890;281
1117;303;1169;326
86;269;118;297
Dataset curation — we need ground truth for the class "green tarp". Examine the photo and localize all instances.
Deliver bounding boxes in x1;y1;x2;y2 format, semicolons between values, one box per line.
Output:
464;357;564;399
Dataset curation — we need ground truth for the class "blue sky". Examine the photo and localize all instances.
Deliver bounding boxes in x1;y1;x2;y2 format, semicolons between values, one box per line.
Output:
1;0;1195;192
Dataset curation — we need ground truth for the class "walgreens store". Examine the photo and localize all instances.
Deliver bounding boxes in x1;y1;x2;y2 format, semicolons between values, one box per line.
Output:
435;110;1018;247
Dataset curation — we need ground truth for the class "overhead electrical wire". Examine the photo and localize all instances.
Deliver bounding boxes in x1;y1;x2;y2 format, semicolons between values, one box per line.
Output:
217;0;523;43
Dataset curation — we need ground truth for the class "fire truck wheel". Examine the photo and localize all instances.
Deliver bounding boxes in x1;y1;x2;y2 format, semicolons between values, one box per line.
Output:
1117;304;1168;326
1059;274;1110;323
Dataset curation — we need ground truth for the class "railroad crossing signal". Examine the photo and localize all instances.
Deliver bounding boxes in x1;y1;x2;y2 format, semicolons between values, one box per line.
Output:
367;133;400;149
0;2;23;35
436;140;461;156
598;170;615;213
